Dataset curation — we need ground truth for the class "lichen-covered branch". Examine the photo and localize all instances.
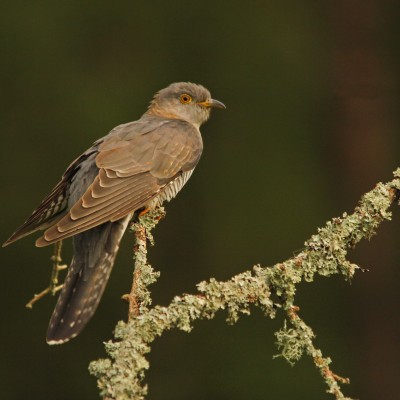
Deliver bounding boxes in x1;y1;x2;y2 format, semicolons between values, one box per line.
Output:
89;169;400;400
275;307;350;399
122;209;164;319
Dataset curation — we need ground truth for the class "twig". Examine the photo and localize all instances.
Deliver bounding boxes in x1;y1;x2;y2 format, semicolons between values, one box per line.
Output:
275;306;351;399
25;284;64;309
49;240;67;295
26;240;67;308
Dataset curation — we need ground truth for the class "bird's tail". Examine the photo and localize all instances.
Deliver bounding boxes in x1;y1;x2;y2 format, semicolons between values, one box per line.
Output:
46;214;132;345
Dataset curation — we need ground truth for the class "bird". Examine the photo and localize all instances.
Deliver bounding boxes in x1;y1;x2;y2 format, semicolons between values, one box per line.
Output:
3;82;225;344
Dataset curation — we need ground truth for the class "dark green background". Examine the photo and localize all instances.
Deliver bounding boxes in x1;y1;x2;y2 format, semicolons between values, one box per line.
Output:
1;2;399;399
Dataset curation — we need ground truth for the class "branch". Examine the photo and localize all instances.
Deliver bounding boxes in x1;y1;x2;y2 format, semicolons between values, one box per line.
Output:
89;169;400;400
121;209;164;319
26;240;67;308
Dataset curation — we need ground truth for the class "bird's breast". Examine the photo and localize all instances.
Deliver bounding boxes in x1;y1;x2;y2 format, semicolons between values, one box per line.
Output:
150;170;194;208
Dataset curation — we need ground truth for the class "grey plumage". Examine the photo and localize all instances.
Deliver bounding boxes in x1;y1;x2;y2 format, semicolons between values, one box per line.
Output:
3;82;225;344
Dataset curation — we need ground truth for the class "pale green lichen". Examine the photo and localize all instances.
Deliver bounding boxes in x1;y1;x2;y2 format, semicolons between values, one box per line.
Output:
275;319;311;365
89;171;400;400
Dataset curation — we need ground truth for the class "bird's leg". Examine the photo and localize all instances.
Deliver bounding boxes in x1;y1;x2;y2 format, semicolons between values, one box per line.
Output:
26;240;67;309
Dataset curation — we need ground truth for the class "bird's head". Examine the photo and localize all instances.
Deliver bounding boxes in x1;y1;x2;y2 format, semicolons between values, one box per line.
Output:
147;82;226;127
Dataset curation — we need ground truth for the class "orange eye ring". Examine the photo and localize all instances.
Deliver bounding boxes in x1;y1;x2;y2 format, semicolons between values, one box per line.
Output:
180;93;192;104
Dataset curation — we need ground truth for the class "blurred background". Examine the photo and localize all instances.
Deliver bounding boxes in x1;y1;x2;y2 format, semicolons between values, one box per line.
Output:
1;1;400;399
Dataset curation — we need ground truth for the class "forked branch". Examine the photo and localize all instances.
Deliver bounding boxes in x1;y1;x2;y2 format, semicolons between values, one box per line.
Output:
89;169;400;400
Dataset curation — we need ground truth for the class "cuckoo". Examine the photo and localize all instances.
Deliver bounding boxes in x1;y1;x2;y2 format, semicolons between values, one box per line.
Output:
3;82;225;344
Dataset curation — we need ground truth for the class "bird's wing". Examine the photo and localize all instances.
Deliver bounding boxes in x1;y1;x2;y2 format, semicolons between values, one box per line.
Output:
36;119;202;247
2;150;98;247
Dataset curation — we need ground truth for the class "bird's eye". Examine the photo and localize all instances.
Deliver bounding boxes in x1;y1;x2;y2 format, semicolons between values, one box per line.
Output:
180;94;192;104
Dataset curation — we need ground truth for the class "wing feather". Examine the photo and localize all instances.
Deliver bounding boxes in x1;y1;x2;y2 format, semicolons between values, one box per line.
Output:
58;179;156;231
2;150;98;247
36;191;157;246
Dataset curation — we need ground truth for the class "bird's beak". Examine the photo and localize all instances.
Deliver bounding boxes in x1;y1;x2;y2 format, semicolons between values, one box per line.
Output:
197;99;226;109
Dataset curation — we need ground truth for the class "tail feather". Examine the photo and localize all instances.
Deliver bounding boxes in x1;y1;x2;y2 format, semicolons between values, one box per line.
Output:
46;214;131;344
